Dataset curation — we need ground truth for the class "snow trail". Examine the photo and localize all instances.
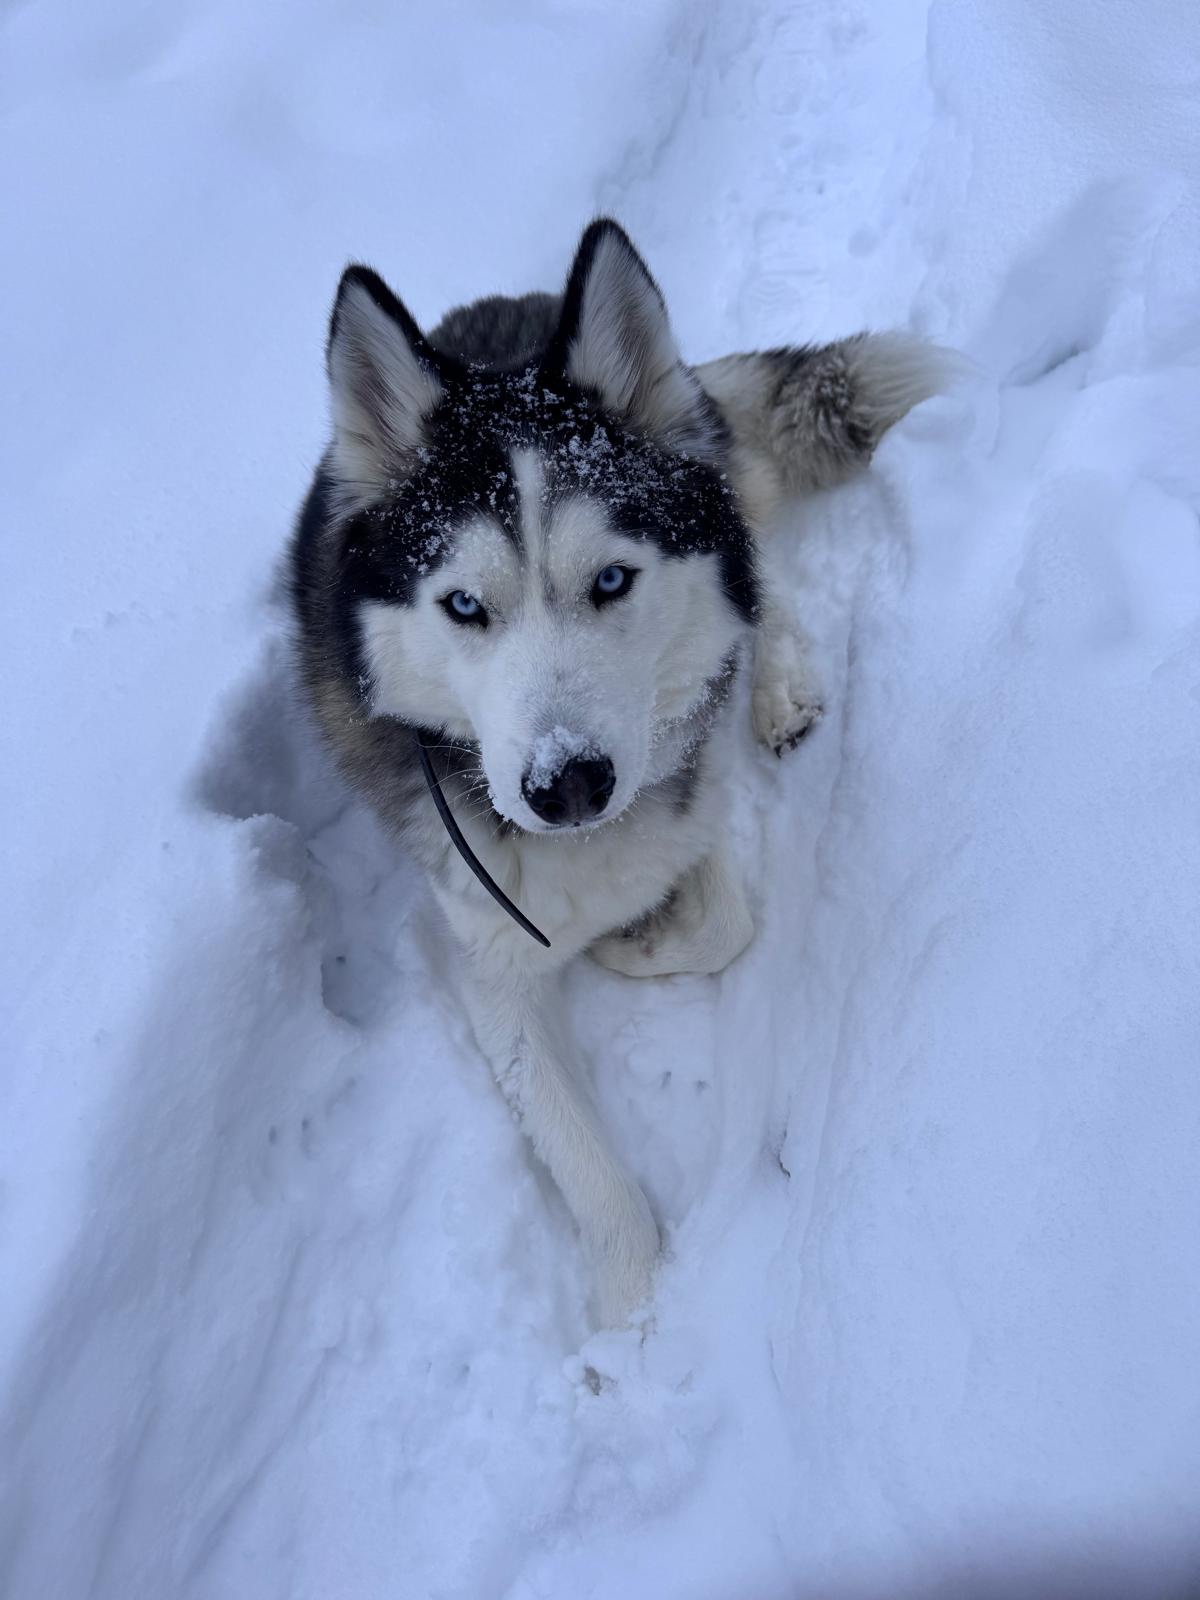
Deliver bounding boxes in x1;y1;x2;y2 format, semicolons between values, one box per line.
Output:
3;0;1200;1596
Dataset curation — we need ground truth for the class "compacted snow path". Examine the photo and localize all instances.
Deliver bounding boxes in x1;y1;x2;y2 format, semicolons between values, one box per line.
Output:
3;1;1199;1596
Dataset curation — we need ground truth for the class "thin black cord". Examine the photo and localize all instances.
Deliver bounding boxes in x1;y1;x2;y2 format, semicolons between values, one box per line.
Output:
416;734;552;949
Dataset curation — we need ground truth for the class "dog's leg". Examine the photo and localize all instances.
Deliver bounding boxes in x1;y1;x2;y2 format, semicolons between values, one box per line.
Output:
590;848;754;978
460;950;660;1325
751;587;823;756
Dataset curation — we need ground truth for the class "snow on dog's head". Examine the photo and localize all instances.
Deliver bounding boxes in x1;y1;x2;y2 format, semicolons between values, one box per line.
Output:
322;221;758;832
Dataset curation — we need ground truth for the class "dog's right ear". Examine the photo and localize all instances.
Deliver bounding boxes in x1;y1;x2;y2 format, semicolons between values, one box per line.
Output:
325;265;443;511
546;220;719;459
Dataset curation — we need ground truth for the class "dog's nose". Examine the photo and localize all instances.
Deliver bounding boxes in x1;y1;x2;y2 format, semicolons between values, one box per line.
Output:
522;755;615;827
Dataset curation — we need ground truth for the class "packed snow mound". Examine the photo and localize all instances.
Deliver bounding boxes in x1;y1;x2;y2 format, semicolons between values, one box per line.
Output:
3;1;1200;1597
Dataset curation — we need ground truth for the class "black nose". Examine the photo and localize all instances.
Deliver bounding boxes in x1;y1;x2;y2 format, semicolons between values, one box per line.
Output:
521;755;615;827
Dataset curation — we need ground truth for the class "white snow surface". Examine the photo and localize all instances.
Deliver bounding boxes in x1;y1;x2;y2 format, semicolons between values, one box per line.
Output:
3;2;1200;1597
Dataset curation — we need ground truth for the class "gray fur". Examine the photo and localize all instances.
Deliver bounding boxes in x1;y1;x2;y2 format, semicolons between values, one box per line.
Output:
428;292;561;369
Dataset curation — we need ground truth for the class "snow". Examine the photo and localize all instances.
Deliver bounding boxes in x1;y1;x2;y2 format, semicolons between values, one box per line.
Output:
525;726;597;791
3;1;1199;1596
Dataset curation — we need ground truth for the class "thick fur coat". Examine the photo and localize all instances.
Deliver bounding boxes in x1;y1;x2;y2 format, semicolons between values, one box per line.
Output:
289;220;945;1322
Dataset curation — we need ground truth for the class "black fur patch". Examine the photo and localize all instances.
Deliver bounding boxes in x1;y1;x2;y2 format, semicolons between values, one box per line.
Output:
314;360;757;642
291;237;759;773
430;292;560;369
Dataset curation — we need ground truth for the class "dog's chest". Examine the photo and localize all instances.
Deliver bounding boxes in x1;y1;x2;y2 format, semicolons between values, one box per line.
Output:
435;760;725;961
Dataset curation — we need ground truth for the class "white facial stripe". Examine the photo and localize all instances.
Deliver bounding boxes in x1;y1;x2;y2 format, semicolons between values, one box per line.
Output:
510;447;545;570
508;449;646;609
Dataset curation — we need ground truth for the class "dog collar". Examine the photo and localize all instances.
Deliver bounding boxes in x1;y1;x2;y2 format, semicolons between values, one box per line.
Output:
416;732;552;948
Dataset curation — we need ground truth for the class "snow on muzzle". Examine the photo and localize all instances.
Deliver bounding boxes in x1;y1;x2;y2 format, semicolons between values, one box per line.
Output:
520;725;616;828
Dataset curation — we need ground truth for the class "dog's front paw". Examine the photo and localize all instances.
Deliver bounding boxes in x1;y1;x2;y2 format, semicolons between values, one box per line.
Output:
751;674;823;756
590;926;664;977
590;853;754;979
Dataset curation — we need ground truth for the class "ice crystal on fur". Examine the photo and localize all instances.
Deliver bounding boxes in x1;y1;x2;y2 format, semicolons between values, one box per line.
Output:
527;726;597;789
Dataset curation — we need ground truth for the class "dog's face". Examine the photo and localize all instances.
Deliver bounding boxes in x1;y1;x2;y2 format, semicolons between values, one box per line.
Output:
323;222;757;833
359;458;745;831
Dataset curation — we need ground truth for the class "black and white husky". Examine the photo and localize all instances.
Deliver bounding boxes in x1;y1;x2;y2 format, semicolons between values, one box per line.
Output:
290;220;944;1323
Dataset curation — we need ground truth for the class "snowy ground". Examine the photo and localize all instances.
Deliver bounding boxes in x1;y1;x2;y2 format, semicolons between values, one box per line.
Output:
3;1;1200;1596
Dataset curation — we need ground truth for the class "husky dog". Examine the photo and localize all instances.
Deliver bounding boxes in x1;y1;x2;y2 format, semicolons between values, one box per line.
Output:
290;220;944;1323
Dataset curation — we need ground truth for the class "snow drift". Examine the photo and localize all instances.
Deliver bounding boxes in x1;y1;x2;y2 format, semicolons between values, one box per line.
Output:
3;0;1199;1596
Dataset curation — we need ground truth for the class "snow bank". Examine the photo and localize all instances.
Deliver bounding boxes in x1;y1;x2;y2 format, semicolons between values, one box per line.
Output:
3;0;1199;1596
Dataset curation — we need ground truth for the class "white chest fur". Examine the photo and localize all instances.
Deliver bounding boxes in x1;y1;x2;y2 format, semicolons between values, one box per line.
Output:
433;707;735;971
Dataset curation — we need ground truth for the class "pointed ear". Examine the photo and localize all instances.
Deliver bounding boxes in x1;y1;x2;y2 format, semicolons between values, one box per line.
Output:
550;220;719;457
325;265;443;511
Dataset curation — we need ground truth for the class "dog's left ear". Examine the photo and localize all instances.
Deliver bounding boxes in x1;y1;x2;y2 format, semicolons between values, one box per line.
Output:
325;265;443;511
549;220;718;457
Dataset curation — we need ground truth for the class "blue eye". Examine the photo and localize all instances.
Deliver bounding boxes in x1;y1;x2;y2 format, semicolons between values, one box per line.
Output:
443;590;487;626
592;565;637;605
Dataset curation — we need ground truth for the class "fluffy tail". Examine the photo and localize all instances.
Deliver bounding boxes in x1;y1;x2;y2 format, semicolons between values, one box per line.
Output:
696;333;954;511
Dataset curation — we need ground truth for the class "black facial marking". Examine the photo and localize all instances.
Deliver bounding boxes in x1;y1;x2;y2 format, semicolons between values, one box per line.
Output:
292;471;375;698
335;387;524;607
291;237;764;870
664;759;701;817
328;359;755;640
308;259;760;704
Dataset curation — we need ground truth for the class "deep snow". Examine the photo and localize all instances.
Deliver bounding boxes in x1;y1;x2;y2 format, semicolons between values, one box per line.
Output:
3;1;1200;1597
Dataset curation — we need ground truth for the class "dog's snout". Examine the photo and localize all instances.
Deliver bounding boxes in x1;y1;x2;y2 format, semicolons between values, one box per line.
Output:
522;755;615;827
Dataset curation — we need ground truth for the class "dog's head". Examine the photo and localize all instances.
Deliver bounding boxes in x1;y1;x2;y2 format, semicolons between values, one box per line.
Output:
321;220;757;833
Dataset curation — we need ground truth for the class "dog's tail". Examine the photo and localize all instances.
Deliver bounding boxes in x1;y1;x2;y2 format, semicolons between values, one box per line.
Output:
695;333;955;515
